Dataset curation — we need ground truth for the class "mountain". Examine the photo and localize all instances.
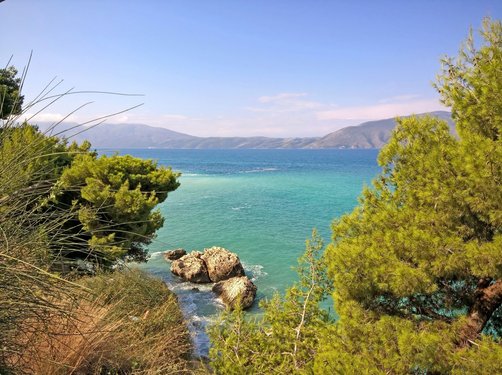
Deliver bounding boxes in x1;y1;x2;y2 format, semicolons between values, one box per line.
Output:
34;111;452;149
36;122;197;148
306;111;454;149
158;136;317;149
36;122;317;149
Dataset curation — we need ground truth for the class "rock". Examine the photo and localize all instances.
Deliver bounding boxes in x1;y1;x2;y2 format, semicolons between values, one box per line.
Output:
201;246;245;282
163;248;186;261
212;276;257;310
171;252;210;283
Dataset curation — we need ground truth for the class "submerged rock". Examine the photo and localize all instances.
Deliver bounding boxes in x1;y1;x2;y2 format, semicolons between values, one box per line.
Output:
171;252;210;283
212;276;257;310
201;246;245;282
164;248;187;261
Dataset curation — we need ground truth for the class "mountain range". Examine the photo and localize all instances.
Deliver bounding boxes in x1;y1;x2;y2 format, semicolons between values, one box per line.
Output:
36;111;453;149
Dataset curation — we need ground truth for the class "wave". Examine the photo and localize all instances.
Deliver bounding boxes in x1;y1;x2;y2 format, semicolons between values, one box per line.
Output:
173;283;223;358
242;262;268;282
148;251;164;259
171;282;214;293
231;204;251;211
240;167;279;174
158;261;267;357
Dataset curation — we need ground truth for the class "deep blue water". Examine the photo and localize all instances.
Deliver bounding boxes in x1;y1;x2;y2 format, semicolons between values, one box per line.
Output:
100;148;381;355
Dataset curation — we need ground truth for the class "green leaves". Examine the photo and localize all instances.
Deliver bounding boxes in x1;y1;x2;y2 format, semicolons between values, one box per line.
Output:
435;18;502;141
0;66;24;120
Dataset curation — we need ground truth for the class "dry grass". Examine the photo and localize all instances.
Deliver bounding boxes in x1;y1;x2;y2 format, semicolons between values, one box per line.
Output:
6;269;196;374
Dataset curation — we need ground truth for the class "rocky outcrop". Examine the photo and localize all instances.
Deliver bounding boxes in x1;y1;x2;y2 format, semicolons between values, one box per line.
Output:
212;276;257;309
163;248;187;261
170;247;245;283
200;247;245;282
170;252;210;283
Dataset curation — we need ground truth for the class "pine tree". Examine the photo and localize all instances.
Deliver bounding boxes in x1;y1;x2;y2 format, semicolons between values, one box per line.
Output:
317;18;502;373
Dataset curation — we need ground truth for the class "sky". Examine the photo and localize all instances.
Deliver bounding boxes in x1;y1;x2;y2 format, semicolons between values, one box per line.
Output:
1;0;501;137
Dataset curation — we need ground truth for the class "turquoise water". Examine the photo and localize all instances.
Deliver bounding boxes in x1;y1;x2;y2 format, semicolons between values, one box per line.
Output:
102;149;380;355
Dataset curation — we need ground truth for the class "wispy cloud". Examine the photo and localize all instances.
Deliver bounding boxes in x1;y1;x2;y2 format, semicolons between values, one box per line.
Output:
316;98;446;121
257;92;308;103
160;114;190;121
377;94;421;104
247;92;324;113
23;112;79;123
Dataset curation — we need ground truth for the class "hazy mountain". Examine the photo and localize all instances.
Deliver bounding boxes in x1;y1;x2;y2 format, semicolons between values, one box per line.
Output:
306;111;454;149
157;136;317;149
36;122;197;148
35;122;316;149
34;111;452;149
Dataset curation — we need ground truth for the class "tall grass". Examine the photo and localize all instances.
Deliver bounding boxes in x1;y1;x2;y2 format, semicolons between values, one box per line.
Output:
8;270;193;374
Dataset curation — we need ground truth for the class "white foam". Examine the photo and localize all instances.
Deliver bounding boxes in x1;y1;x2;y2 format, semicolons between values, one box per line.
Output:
149;251;164;259
160;262;266;358
242;262;268;282
231;204;251;211
172;282;213;293
240;167;279;174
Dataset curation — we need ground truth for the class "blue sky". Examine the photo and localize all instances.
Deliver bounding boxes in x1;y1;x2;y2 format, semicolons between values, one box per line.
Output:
1;1;501;137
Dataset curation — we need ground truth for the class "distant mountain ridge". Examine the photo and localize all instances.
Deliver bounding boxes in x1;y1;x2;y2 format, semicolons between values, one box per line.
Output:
307;111;454;149
35;111;452;149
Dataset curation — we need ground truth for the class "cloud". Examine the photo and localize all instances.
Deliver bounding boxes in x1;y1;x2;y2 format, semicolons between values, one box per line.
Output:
160;114;190;121
23;112;79;123
248;92;323;113
115;115;129;122
258;92;308;103
316;99;446;121
377;94;421;104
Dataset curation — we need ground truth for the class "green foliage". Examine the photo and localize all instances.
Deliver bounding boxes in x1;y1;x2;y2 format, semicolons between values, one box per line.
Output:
0;122;180;267
209;230;333;374
0;122;91;196
55;152;180;263
0;66;24;120
319;18;502;373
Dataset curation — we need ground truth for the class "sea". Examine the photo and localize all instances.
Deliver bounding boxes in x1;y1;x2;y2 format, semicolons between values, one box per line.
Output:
101;148;381;356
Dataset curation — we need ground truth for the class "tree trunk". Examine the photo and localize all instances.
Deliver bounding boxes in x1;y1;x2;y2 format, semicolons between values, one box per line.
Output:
458;279;502;347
